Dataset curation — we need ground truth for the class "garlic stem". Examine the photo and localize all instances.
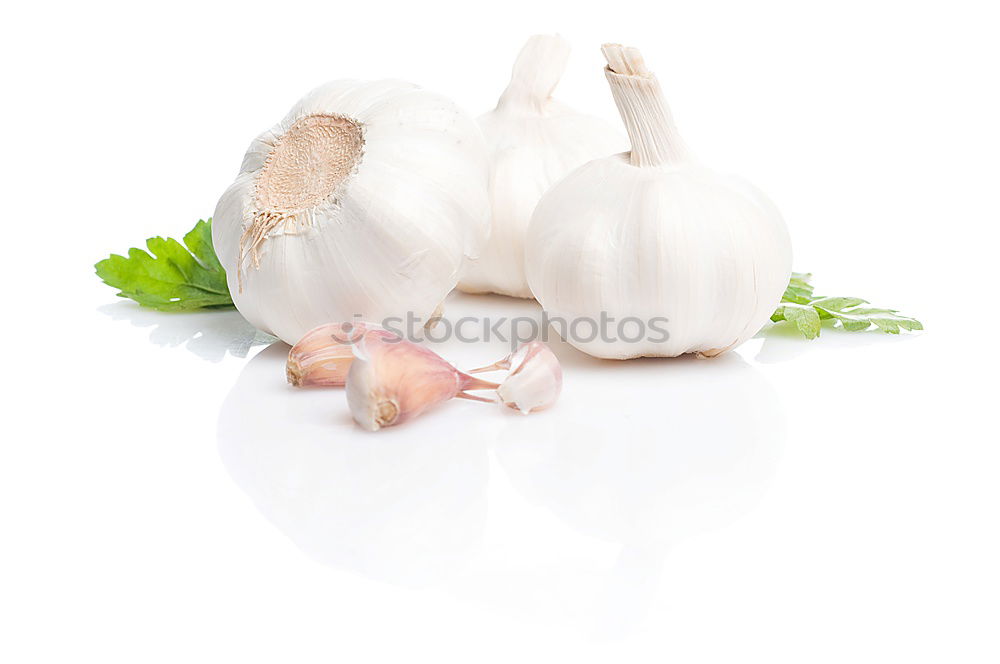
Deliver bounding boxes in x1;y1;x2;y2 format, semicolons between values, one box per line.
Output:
497;35;572;112
457;373;502;396
602;43;689;167
467;359;511;374
454;391;497;404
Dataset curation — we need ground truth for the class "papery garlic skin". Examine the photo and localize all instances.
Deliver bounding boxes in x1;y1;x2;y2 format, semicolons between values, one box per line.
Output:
346;336;498;431
458;35;624;299
525;45;792;359
494;342;562;414
214;80;490;345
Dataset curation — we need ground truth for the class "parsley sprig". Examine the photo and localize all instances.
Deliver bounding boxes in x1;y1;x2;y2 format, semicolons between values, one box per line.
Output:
771;272;922;339
95;218;234;312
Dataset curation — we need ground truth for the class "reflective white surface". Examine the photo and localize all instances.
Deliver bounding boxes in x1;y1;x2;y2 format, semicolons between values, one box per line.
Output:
217;294;783;631
7;288;991;661
4;0;1000;660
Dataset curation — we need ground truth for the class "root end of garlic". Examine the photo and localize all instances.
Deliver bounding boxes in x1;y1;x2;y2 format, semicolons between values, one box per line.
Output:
238;114;365;288
374;399;399;430
255;114;364;211
286;360;304;387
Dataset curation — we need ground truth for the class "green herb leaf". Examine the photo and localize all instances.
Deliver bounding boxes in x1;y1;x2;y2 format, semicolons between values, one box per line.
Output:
95;218;234;312
781;272;815;304
771;302;822;339
808;296;868;312
816;307;924;335
771;272;921;338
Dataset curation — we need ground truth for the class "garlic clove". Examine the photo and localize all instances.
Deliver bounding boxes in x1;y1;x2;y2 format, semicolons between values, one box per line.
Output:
346;336;499;431
286;321;397;387
494;342;563;414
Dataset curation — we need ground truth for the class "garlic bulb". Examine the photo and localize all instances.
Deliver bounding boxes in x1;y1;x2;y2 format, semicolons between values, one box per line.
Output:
213;79;491;345
346;335;499;431
525;45;793;359
458;35;624;298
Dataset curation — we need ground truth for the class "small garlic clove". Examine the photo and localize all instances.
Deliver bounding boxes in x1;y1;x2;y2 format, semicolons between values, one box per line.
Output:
495;342;563;414
286;322;398;387
346;336;499;431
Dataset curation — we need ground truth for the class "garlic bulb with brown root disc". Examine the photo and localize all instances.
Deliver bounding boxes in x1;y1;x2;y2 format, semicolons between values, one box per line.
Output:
525;45;793;359
458;35;624;298
213;79;490;345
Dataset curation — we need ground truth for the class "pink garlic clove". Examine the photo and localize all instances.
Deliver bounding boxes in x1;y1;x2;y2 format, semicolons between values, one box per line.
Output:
286;322;398;387
346;335;499;431
494;342;563;414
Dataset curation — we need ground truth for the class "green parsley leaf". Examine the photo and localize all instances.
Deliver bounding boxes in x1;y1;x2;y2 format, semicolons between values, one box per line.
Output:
781;272;816;304
95;218;234;312
816;307;924;335
771;302;822;339
771;272;922;338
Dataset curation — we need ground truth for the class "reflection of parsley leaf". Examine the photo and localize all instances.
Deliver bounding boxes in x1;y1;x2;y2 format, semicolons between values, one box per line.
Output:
95;219;234;312
771;273;922;338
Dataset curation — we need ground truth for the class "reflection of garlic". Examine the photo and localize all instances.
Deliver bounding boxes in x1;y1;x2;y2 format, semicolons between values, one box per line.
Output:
213;79;491;345
286;322;396;387
458;35;624;298
473;342;562;414
346;335;498;431
525;45;792;359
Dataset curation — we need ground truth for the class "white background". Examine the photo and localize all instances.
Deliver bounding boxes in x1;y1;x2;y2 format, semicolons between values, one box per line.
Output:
3;0;999;661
